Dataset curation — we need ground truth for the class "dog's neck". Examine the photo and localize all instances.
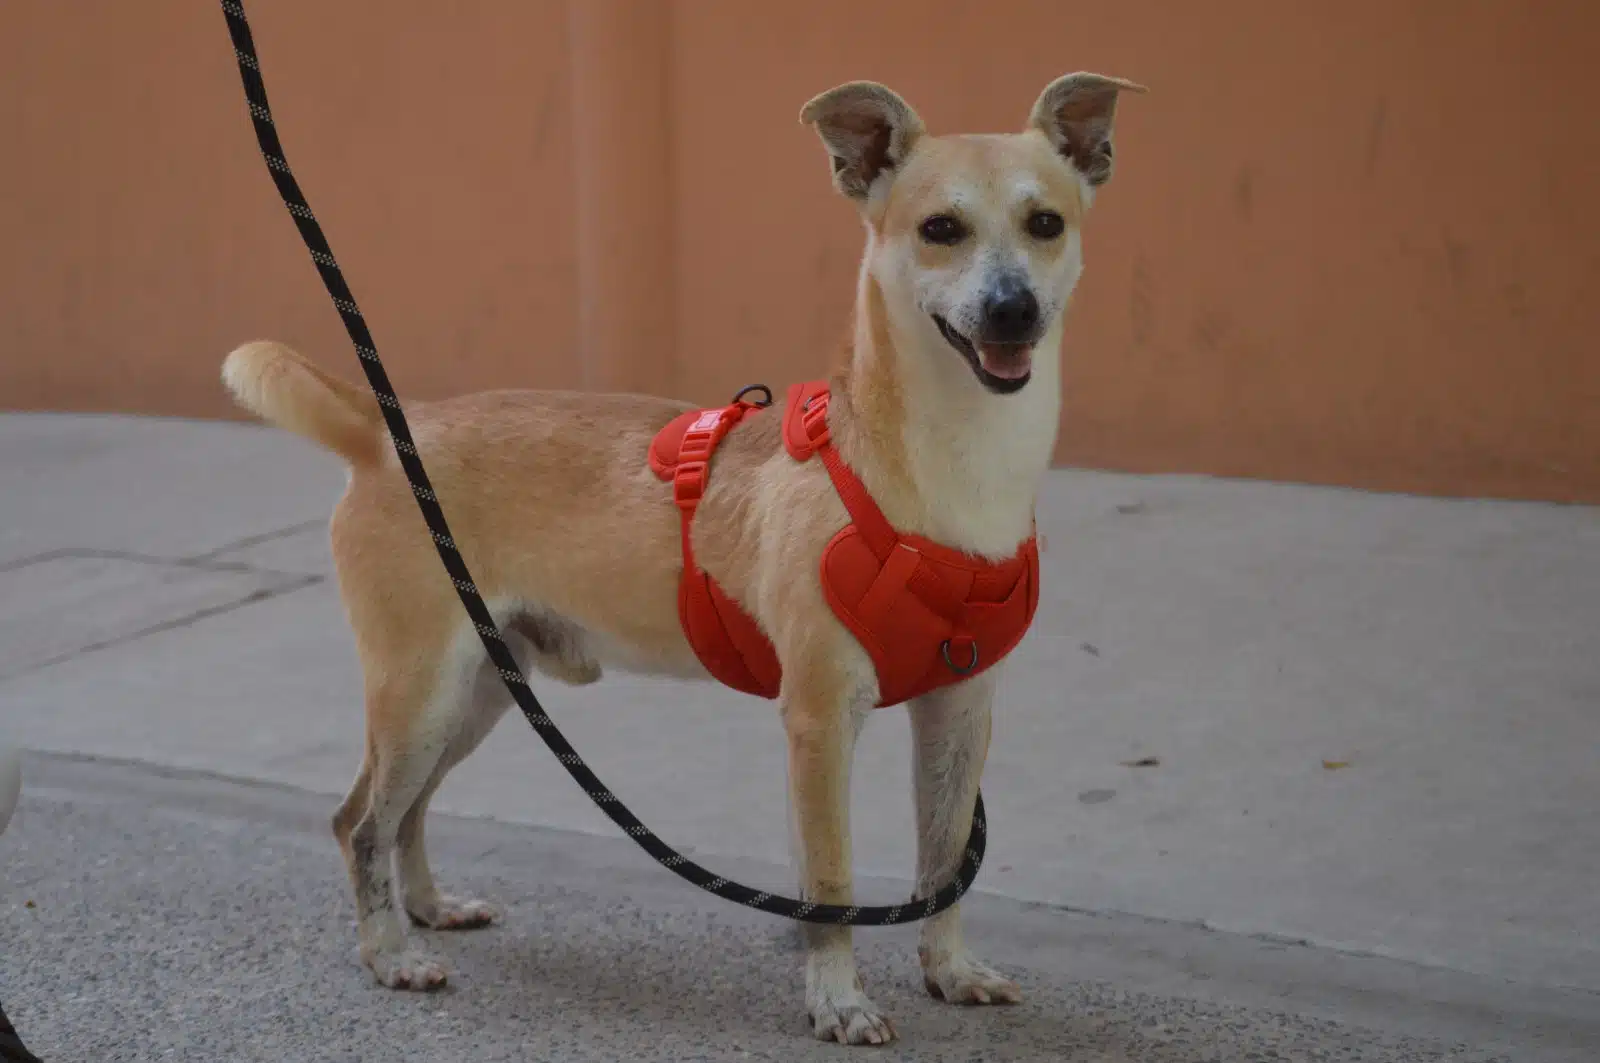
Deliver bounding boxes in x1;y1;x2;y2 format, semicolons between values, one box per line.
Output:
830;266;1062;561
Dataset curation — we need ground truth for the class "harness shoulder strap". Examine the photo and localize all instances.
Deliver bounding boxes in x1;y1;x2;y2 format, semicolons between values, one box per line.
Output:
781;382;897;560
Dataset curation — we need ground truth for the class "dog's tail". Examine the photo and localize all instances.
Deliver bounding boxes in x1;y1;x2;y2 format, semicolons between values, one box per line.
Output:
222;341;384;465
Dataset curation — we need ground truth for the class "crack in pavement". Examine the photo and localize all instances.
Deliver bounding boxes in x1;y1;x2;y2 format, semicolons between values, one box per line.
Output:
0;570;323;684
181;518;327;564
1;518;330;577
0;521;334;684
0;545;321;582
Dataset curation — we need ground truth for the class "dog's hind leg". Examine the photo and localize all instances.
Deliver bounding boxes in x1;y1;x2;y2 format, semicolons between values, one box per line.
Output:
345;644;479;991
331;742;372;859
908;670;1022;1006
395;745;500;932
394;609;598;931
395;669;510;932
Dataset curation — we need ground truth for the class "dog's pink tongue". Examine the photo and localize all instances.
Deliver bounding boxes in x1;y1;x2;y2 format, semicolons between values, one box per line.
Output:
979;343;1033;380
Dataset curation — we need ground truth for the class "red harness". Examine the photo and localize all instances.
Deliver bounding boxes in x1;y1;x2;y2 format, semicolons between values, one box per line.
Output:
648;381;1040;708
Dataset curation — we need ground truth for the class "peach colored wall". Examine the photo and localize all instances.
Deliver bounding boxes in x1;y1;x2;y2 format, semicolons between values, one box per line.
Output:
3;1;1597;502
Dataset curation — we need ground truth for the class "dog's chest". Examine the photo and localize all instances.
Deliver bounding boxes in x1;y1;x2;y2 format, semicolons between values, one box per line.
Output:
899;407;1052;558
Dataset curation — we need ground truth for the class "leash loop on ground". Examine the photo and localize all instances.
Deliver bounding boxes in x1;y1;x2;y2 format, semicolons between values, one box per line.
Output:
219;0;986;925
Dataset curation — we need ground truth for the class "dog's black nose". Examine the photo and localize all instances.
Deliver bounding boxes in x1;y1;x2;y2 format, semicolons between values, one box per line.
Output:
980;283;1040;343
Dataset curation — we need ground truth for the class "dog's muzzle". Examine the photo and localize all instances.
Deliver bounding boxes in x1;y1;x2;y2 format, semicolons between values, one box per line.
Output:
933;314;1037;395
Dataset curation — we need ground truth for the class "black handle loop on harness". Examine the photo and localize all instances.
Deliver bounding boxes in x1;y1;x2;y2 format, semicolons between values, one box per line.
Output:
218;0;986;925
733;384;774;408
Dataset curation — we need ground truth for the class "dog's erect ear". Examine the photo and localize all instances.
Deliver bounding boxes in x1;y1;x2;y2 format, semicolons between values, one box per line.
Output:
1028;73;1147;188
799;82;926;201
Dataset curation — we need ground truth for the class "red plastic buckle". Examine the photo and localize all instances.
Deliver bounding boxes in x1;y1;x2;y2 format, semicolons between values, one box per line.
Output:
800;394;831;448
674;460;708;509
679;432;713;462
673;408;726;511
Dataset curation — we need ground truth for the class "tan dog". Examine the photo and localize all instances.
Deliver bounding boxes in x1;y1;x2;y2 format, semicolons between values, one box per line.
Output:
222;72;1142;1045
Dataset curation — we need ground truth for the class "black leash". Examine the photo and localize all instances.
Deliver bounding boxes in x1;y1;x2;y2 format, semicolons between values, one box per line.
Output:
218;0;985;925
0;1001;42;1063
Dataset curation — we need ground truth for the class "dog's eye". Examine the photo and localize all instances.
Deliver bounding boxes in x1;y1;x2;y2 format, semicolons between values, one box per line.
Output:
918;214;967;246
1025;210;1065;240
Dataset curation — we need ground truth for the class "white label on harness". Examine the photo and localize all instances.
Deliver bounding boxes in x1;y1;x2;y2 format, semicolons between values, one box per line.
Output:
691;410;721;432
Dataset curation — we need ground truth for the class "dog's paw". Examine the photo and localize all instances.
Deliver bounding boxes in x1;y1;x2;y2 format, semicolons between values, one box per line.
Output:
920;948;1022;1006
808;985;896;1045
364;946;449;991
407;894;499;931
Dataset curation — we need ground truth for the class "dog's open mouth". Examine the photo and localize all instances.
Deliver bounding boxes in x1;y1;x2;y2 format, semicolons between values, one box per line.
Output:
932;316;1033;394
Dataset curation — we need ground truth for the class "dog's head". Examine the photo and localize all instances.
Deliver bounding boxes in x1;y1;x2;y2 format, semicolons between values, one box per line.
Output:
801;74;1144;395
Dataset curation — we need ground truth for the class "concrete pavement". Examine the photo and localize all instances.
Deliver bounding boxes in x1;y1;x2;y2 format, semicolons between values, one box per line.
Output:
2;410;1598;1057
11;754;1597;1062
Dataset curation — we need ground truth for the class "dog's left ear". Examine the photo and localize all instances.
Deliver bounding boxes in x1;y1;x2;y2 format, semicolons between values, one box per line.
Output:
800;82;926;202
1028;73;1147;189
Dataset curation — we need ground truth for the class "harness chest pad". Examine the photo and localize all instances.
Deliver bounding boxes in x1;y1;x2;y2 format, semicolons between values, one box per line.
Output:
649;382;1042;708
814;523;1040;709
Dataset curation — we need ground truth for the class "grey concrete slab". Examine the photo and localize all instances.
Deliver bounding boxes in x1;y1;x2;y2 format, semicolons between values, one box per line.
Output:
2;412;1598;1004
0;551;315;679
997;472;1600;992
0;412;346;566
0;582;366;780
4;754;1595;1063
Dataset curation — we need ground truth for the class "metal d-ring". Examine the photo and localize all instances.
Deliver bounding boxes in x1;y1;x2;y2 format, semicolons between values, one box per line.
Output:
733;384;773;408
940;638;980;675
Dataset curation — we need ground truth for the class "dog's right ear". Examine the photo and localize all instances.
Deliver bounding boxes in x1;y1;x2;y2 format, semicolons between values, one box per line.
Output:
799;82;926;202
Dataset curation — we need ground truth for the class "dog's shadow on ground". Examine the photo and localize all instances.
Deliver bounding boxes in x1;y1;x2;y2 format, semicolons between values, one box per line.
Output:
424;914;1203;1061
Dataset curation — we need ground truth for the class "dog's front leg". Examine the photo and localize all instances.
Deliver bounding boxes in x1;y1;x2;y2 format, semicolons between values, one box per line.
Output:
784;677;894;1045
910;670;1023;1006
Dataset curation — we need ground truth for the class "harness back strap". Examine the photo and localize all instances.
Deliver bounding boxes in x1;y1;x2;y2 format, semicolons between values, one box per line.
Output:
653;397;782;698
